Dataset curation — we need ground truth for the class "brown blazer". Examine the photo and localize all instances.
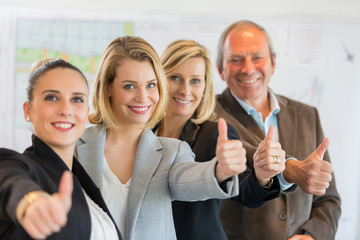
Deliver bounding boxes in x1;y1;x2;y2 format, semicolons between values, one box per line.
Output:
216;88;341;240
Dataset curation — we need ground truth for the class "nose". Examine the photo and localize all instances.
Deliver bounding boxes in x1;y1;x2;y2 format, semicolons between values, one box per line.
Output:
135;88;147;102
241;57;255;75
179;82;191;96
59;100;72;117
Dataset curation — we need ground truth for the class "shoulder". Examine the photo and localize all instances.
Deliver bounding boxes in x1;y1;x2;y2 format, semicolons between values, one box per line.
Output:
77;125;105;144
276;94;319;116
157;136;193;156
198;120;239;141
277;94;317;110
0;148;20;158
0;148;33;170
0;148;30;163
157;136;186;149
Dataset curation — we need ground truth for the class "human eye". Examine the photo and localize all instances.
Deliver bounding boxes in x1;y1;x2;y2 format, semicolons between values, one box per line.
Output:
72;96;84;103
191;78;201;85
253;55;263;61
44;94;58;101
124;84;134;90
147;82;157;88
169;75;181;82
229;57;243;64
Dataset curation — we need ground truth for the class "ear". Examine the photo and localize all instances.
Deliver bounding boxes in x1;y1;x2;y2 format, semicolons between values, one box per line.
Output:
23;102;31;121
271;53;276;75
216;64;225;81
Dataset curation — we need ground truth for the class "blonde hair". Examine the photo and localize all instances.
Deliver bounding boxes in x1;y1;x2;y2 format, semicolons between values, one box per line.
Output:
161;40;216;125
89;36;168;130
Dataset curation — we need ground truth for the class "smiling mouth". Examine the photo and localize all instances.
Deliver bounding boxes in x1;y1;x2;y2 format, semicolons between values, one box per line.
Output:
239;79;257;84
173;98;192;104
128;106;150;114
52;122;74;130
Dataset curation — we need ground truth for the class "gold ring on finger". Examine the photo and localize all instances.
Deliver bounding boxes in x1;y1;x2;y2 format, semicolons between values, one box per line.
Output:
272;155;280;164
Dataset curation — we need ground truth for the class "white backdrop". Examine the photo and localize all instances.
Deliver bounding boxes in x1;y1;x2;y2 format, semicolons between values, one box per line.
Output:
0;6;359;239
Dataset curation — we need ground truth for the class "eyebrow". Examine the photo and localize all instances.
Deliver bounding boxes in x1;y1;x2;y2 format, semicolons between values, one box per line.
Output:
122;79;157;84
41;89;87;96
230;52;263;57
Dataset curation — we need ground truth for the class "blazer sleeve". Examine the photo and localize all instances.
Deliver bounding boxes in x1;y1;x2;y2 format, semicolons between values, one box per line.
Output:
168;141;239;201
0;149;43;224
298;109;341;239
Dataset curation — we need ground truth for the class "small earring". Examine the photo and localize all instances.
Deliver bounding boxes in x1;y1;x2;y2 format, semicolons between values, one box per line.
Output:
26;117;30;122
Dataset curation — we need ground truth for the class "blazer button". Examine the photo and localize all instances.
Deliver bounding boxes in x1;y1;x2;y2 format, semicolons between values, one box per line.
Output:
279;213;287;221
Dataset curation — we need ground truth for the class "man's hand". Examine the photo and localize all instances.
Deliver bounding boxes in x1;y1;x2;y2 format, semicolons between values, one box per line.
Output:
253;125;285;187
284;138;333;195
215;118;247;183
22;171;73;239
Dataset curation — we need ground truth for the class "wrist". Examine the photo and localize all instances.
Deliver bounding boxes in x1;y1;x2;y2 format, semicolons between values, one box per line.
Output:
283;159;297;183
261;177;274;189
256;176;270;187
16;191;50;225
215;163;229;183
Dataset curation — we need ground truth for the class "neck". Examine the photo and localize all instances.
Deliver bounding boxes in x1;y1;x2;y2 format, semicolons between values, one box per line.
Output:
159;114;189;139
52;146;74;171
245;93;271;122
106;125;143;146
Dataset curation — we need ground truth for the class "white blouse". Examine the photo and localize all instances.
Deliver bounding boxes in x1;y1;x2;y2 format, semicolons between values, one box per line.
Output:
82;189;119;240
102;156;131;237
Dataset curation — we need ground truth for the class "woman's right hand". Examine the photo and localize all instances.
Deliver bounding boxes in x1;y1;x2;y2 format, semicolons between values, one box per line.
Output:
253;126;286;187
21;171;73;239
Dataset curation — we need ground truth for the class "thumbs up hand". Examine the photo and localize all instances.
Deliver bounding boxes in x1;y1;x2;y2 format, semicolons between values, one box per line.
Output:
21;171;73;239
253;126;286;187
215;118;247;183
284;138;333;196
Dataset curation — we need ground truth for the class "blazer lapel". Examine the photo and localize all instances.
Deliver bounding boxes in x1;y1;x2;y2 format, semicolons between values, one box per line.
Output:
180;119;200;147
219;88;265;143
76;127;106;189
277;95;297;156
125;129;163;240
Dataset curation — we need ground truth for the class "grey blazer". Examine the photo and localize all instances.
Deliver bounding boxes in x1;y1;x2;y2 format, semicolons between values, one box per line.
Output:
75;126;238;240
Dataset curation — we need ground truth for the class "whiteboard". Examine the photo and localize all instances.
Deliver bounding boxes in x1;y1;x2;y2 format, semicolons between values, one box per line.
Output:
0;7;359;239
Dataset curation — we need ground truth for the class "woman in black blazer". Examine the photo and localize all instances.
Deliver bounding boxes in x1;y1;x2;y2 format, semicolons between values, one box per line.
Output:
0;59;120;240
156;40;286;240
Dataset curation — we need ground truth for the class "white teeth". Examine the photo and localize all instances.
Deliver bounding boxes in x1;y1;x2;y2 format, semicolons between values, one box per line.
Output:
174;98;191;104
240;79;256;84
54;123;72;129
130;106;149;112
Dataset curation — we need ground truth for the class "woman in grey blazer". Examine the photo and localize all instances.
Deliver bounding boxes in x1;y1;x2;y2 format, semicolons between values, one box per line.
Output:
75;36;246;240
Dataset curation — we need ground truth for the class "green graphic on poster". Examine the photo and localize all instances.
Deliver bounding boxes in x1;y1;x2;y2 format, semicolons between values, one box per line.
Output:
15;19;134;128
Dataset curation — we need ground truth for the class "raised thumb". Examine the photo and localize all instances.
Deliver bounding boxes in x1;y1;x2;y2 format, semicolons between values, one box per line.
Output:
265;125;275;141
313;137;329;159
217;118;228;143
58;171;73;212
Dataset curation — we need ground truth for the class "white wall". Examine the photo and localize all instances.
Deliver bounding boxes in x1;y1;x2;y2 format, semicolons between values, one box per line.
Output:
1;0;360;19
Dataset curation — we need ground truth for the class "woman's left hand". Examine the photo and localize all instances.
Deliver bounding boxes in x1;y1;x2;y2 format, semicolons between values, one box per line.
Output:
215;118;247;183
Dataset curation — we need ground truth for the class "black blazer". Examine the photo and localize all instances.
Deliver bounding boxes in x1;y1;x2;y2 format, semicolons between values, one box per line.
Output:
155;119;280;240
0;135;121;240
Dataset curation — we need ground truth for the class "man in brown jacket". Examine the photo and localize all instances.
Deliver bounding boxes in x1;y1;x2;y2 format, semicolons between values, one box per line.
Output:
215;20;341;240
